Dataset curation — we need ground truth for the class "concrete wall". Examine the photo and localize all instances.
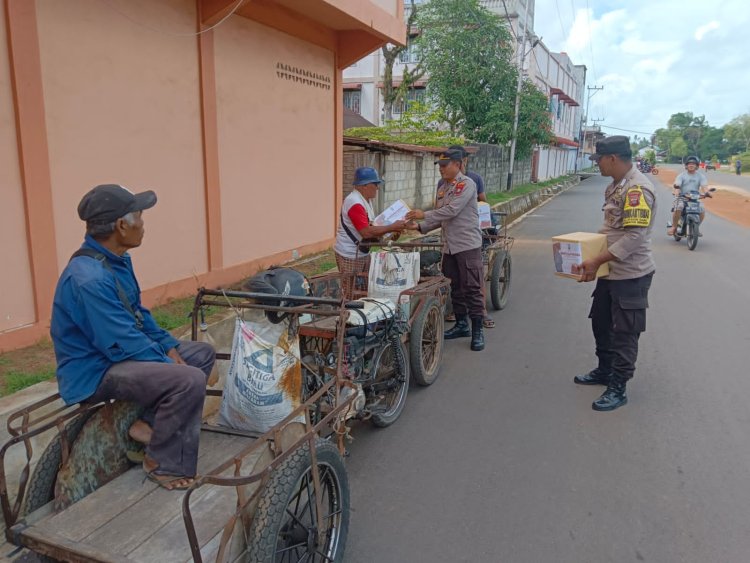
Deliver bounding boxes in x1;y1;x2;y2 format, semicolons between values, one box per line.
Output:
0;5;37;333
214;15;335;268
343;142;534;214
0;0;405;351
36;0;208;290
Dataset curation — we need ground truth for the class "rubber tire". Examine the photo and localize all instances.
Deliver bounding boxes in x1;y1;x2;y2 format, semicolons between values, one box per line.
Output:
21;412;92;517
687;221;699;251
652;168;659;175
490;253;512;311
246;439;349;563
409;297;444;386
370;340;409;428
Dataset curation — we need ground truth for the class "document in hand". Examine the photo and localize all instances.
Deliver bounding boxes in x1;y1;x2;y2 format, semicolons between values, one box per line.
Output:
373;199;411;226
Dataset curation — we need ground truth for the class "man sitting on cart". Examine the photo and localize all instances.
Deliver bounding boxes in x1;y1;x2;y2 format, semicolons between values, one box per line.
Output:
334;167;408;300
50;184;215;490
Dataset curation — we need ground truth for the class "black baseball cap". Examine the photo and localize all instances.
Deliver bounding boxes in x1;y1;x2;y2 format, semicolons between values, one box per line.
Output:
589;135;632;161
435;149;464;164
77;184;157;224
448;144;467;158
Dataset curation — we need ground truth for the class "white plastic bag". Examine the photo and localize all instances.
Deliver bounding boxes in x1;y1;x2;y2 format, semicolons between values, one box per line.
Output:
367;251;420;306
219;316;304;433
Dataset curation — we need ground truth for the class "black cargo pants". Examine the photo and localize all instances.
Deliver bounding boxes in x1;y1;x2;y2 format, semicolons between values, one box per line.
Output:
442;247;485;319
589;272;654;382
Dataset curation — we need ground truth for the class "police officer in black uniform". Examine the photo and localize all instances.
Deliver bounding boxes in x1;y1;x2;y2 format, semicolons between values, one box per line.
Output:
572;136;656;411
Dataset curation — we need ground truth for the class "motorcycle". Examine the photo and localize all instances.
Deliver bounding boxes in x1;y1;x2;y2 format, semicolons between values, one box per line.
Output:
669;188;716;250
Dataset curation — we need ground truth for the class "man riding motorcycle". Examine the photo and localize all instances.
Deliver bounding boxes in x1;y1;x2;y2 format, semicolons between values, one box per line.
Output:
668;156;709;236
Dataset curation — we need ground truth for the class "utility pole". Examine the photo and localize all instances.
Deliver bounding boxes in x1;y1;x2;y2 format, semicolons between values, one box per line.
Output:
581;85;603;158
506;14;529;191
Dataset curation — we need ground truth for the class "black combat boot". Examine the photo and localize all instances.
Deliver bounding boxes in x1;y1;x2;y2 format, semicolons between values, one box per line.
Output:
592;375;628;411
470;317;484;351
573;368;612;386
444;315;471;339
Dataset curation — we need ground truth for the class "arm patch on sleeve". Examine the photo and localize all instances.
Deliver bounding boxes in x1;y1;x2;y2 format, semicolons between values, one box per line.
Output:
622;185;652;227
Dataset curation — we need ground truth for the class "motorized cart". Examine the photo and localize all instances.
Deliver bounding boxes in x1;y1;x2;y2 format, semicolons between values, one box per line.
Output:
0;252;450;562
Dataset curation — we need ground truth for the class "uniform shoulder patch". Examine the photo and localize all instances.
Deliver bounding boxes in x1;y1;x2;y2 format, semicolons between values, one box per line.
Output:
455;181;466;195
622;185;652;227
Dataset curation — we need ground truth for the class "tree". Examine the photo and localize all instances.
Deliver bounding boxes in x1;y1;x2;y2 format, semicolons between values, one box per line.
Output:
670;137;688;160
414;0;552;154
381;0;425;121
725;113;750;152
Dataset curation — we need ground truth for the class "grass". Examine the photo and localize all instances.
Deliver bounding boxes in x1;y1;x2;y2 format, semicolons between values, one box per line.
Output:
486;174;576;205
0;250;342;397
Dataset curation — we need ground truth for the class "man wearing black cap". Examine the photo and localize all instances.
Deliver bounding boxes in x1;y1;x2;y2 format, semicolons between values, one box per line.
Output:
406;149;485;351
51;184;215;489
571;136;656;411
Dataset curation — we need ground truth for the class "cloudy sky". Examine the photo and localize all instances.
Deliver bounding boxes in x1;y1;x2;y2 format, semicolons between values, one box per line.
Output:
532;0;750;139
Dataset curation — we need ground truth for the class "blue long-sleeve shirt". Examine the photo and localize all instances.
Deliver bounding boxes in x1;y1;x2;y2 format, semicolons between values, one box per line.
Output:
51;236;179;404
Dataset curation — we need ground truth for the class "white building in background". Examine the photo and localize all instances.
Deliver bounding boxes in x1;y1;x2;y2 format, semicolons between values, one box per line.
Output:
343;0;586;182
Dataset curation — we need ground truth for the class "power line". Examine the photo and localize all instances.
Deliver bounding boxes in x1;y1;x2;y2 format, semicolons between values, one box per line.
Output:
554;0;567;38
599;124;659;135
100;0;244;37
584;0;597;81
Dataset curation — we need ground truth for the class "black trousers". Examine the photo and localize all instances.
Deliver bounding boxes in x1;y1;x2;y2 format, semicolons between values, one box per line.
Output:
88;340;215;477
442;247;484;319
589;272;654;382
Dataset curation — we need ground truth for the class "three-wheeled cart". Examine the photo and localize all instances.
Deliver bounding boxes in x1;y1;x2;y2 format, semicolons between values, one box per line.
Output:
0;291;364;562
0;256;451;562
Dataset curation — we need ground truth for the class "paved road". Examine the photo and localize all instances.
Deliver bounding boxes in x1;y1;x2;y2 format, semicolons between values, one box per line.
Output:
345;173;750;563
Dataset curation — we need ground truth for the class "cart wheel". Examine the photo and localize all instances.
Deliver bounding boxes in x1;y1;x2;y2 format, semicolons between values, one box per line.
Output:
490;252;512;311
369;339;409;428
21;411;93;517
247;439;349;563
409;297;444;386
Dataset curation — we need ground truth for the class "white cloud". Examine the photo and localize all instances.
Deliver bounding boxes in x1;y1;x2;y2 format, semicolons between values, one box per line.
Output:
532;0;750;134
694;21;720;41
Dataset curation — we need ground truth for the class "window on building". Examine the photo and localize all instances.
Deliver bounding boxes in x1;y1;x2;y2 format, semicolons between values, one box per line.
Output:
344;90;362;114
399;37;420;64
391;87;426;116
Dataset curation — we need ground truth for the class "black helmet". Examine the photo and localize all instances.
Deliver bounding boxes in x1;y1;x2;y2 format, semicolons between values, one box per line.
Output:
243;267;311;323
685;156;699;166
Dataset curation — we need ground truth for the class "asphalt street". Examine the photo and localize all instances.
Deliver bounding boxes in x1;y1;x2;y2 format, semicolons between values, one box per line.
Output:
345;171;750;563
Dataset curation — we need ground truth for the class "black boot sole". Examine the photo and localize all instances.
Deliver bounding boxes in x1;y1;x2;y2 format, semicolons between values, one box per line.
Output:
444;331;471;340
573;376;609;386
592;396;628;411
470;343;484;351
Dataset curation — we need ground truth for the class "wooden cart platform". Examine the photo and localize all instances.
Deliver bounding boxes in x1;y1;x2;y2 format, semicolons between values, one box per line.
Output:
15;430;262;562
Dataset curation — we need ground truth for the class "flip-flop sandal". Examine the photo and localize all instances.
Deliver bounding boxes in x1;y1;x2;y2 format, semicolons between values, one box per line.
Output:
483;318;495;329
126;448;146;464
144;470;196;491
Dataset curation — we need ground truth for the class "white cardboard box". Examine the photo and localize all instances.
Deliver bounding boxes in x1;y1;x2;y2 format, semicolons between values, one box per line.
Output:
552;232;609;280
477;202;492;229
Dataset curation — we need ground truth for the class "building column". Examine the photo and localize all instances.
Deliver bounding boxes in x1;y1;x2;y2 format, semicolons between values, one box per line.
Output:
5;0;58;327
197;2;223;271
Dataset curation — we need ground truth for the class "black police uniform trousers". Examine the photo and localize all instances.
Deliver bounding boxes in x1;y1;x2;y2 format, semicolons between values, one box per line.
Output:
589;272;654;381
442;247;485;319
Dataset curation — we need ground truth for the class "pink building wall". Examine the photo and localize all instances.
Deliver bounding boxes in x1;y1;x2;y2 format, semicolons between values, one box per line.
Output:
0;0;405;352
0;5;36;333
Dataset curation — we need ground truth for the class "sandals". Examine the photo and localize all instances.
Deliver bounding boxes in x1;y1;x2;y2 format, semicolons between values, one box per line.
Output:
144;470;196;491
142;456;196;491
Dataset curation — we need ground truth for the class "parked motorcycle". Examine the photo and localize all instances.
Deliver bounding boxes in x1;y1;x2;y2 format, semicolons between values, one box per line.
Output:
669;188;716;250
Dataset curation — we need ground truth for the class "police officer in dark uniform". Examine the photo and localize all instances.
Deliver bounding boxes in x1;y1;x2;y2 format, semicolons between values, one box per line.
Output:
406;149;485;351
572;136;656;411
